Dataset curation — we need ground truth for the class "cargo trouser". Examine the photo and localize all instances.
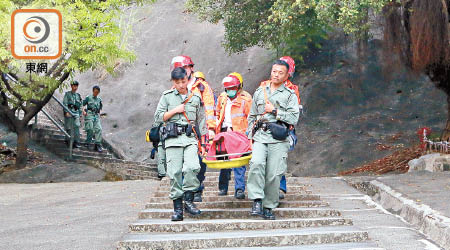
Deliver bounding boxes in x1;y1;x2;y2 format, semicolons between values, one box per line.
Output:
247;141;289;209
85;116;102;145
166;144;201;200
157;144;166;176
64;114;81;143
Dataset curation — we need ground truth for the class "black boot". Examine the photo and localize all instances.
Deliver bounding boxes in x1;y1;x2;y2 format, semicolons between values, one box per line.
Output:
193;190;202;202
95;144;103;152
218;189;228;196
73;141;81;148
235;189;245;199
263;208;276;220
184;191;201;215
171;198;183;221
251;199;263;217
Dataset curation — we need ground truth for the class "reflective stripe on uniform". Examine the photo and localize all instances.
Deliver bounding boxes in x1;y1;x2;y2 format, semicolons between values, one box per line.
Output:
205;105;215;111
231;113;245;119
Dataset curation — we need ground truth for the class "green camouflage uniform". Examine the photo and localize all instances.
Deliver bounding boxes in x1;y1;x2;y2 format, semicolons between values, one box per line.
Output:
154;89;206;200
63;91;82;143
83;95;103;145
246;82;299;209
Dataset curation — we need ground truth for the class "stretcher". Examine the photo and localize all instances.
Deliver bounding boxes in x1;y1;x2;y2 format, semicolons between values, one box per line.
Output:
202;151;252;169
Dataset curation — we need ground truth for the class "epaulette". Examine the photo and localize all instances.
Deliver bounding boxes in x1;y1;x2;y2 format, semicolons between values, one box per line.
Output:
193;91;202;98
259;80;271;87
284;84;296;94
162;89;175;95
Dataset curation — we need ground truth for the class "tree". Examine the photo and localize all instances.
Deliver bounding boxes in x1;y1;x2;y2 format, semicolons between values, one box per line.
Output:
0;0;153;169
185;0;328;61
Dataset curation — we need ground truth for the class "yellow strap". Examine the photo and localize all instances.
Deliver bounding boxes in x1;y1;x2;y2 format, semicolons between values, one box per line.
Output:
145;130;150;142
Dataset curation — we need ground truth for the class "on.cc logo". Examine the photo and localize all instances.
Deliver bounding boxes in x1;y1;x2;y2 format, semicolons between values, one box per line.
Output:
23;16;51;44
11;9;62;60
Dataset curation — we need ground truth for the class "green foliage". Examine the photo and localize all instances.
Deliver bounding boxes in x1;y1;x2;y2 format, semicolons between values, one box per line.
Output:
186;0;398;62
0;0;154;107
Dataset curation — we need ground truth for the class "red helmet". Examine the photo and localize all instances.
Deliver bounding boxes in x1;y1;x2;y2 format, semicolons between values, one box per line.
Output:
170;55;194;71
222;75;241;88
279;56;295;77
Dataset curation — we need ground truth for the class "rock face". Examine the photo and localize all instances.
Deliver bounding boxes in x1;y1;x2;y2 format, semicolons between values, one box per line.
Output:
64;0;446;176
408;153;450;172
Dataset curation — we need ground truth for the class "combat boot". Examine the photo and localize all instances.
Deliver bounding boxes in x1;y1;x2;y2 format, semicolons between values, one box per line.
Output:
250;199;263;217
193;190;202;202
263;208;276;220
171;198;183;221
184;191;201;215
73;141;81;149
95;144;103;153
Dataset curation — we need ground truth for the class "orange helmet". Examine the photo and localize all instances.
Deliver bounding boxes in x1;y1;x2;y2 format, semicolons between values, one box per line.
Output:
222;75;241;88
170;55;194;71
279;56;295;78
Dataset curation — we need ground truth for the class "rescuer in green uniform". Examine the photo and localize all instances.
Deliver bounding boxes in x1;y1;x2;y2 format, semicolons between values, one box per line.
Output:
63;81;82;148
83;86;103;152
247;60;300;220
154;67;206;221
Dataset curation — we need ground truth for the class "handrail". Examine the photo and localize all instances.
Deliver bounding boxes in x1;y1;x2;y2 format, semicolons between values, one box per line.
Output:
35;97;76;160
40;109;71;138
52;95;77;117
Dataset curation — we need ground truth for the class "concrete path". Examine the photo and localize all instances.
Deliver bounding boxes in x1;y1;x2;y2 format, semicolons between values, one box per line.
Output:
0;180;159;250
370;172;450;218
305;177;444;250
345;171;450;249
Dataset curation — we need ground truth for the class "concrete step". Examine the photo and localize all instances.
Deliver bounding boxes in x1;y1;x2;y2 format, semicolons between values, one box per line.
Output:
138;208;341;220
129;217;352;233
37;132;89;142
159;177;309;185
148;193;321;203
158;180;308;190
198;242;383;250
145;200;329;209
55;152;113;161
152;189;312;197
52;148;113;158
152;188;312;198
118;226;369;250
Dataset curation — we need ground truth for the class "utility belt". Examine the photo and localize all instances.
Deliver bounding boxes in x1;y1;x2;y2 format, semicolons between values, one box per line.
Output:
87;107;99;114
67;104;80;111
160;122;195;141
254;120;290;141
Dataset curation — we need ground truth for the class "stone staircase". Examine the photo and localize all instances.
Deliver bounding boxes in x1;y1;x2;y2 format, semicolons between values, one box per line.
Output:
118;171;382;249
28;111;159;180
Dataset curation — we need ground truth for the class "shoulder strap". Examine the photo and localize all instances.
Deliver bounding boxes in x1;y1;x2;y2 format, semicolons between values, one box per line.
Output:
262;82;269;104
183;92;195;105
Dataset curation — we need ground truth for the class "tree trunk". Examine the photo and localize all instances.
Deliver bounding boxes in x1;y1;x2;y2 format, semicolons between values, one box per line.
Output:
15;126;29;169
441;95;450;141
